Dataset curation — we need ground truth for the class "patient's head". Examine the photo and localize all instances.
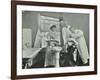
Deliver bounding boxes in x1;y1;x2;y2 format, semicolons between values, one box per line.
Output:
67;39;76;47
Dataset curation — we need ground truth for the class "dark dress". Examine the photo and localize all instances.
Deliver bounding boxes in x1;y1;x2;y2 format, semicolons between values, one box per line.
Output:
59;44;77;67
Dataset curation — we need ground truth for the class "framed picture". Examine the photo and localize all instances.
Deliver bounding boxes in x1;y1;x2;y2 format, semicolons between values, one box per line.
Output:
11;1;97;79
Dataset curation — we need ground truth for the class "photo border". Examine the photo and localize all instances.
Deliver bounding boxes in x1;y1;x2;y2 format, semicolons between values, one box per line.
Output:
11;1;97;79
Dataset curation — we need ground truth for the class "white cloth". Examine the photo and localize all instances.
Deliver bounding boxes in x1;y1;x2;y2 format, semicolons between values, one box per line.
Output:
34;29;42;48
62;26;72;45
72;29;89;64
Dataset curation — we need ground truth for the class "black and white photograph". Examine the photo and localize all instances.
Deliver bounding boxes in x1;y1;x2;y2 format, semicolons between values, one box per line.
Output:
11;1;97;79
22;11;90;69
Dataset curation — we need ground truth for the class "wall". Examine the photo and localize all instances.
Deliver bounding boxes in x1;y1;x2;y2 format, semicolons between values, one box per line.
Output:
22;11;39;47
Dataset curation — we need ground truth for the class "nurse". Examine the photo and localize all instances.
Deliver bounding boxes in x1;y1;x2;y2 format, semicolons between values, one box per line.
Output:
45;25;58;67
71;29;89;64
59;17;89;64
59;17;72;45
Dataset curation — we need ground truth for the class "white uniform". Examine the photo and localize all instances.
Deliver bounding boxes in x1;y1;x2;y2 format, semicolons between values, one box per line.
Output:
72;29;89;64
62;26;72;45
45;31;58;67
